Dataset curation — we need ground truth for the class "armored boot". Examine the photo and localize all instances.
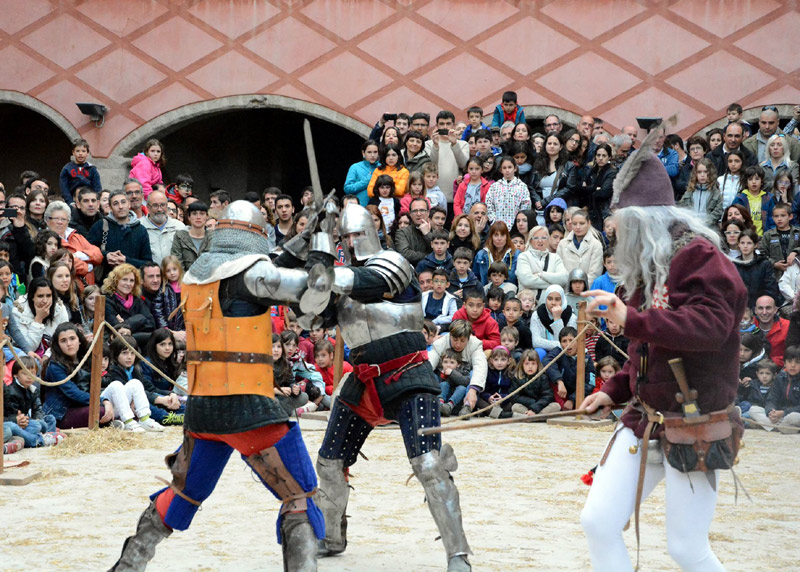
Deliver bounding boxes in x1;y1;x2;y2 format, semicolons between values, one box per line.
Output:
281;512;317;572
410;444;472;572
315;457;350;556
108;502;172;572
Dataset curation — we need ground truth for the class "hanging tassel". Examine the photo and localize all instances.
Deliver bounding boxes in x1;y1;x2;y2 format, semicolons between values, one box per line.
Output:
580;465;597;486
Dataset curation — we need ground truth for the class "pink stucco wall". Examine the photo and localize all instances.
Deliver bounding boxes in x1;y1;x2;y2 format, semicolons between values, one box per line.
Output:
1;0;799;157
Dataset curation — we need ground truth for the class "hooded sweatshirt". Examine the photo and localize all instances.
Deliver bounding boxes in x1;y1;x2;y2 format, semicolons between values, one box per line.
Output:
129;153;163;200
451;306;501;351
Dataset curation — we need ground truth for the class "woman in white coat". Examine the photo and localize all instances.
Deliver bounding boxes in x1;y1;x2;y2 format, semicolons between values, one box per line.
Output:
516;226;568;305
556;209;604;285
13;276;70;354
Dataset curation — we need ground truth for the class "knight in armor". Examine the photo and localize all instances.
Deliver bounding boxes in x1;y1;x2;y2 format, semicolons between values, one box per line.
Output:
315;203;473;572
108;201;334;572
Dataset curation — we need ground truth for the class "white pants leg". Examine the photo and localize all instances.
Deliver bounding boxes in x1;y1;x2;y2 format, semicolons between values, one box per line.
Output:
581;426;725;572
581;426;664;572
747;406;772;430
101;381;135;422
124;379;151;418
664;462;725;571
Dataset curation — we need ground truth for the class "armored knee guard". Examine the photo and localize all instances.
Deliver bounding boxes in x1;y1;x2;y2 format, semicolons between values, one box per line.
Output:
108;502;171;572
410;444;472;572
244;423;325;545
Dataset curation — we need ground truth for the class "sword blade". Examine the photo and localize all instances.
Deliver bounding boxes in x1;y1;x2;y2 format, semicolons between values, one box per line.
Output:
303;118;324;210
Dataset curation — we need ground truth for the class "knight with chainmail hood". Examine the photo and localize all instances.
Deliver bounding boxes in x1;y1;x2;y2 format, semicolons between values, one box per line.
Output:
314;202;473;572
108;201;335;572
579;122;747;571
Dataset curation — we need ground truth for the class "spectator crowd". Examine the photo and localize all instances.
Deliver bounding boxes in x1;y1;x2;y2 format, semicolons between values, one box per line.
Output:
5;95;800;455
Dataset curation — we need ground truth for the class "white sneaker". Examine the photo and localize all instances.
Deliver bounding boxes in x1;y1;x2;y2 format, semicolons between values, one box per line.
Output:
124;420;146;433
110;420;125;430
138;418;165;432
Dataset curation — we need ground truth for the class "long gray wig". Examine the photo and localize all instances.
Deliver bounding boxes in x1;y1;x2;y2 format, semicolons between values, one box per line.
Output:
613;205;721;309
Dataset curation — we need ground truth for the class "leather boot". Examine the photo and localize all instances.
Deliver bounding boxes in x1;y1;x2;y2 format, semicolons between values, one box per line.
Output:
410;444;472;572
315;457;349;556
108;502;171;572
281;512;317;572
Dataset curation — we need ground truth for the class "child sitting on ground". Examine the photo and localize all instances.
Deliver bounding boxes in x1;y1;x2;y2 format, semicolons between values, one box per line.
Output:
3;356;62;447
98;337;165;432
423;320;439;351
428;320;488;417
756;345;800;432
106;336;170;431
502;297;532;349
510;349;560;417
314;339;352;403
739;357;774;422
739;333;767;396
594;356;621;395
500;326;522;362
480;345;517;418
594;318;629;365
280;330;326;414
272;333;309;416
544;327;596;411
436;348;472;417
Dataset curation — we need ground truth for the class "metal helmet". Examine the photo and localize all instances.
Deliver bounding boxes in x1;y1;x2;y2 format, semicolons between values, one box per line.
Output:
220;200;267;231
568;267;588;290
339;203;382;262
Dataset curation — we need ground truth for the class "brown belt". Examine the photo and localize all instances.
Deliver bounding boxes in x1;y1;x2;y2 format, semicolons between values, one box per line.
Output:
186;350;274;365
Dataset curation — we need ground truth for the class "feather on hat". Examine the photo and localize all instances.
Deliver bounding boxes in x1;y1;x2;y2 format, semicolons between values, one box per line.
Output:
611;115;678;209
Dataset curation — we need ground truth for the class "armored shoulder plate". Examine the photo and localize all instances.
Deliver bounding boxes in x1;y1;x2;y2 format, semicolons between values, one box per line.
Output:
364;250;414;296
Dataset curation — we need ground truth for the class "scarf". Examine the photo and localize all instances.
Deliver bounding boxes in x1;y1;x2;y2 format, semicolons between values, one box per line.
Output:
115;292;134;310
536;302;573;335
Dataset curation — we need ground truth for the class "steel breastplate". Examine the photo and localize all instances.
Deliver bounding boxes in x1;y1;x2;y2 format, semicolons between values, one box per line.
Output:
336;295;423;350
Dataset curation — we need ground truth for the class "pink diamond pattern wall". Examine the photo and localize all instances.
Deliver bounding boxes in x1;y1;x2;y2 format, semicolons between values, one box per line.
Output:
1;0;799;157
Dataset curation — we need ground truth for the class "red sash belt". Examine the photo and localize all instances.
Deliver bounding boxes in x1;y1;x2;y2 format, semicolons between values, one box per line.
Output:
351;350;428;427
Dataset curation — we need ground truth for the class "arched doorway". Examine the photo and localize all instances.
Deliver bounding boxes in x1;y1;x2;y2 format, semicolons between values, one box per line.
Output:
0;103;73;194
112;95;369;203
523;105;582;135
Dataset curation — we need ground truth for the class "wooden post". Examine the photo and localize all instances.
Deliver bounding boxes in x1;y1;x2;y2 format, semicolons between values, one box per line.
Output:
88;296;105;430
575;301;587;415
332;326;344;392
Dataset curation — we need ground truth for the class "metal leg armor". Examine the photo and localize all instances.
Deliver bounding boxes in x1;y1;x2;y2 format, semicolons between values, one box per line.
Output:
108;502;172;572
316;398;372;557
281;512;318;572
411;445;472;572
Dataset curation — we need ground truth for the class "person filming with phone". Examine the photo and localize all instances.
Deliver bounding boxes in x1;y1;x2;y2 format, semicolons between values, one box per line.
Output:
0;193;35;277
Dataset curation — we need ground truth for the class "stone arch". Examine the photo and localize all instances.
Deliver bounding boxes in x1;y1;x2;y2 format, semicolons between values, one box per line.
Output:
112;95;371;157
522;105;583;132
0;90;82;141
692;103;797;138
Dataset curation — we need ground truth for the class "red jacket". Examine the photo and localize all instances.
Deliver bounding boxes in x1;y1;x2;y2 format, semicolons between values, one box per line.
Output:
602;238;747;438
453;175;491;216
319;361;354;395
756;316;788;367
452;306;500;350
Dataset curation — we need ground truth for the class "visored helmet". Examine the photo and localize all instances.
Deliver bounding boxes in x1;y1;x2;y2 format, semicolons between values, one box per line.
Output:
339;203;382;262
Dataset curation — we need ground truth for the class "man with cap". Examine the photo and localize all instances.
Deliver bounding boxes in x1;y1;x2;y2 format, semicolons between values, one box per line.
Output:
108;200;335;572
578;123;747;571
314;202;473;572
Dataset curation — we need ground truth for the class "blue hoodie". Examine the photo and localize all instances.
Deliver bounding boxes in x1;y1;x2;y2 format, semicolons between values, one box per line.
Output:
59;161;102;203
344;159;378;207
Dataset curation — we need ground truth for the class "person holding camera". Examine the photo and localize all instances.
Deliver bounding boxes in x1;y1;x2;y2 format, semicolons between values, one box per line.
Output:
424;111;470;213
0;193;35;277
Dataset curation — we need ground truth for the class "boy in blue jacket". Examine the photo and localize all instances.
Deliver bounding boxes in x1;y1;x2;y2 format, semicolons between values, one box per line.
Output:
491;91;526;128
59;138;102;204
544;327;595;411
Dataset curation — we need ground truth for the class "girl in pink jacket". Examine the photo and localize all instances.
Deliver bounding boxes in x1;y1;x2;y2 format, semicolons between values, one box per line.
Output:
129;139;165;200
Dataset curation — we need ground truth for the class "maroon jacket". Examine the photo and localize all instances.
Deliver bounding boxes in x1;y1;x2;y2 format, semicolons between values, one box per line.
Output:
601;238;747;438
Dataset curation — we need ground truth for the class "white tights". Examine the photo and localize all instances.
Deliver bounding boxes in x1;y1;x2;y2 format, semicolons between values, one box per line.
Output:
100;379;151;423
581;426;726;572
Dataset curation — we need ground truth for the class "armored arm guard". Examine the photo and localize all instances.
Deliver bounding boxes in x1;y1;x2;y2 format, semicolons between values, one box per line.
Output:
243;260;332;315
332;250;414;298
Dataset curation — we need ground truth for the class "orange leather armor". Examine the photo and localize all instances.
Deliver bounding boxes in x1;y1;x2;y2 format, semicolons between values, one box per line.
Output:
183;281;274;398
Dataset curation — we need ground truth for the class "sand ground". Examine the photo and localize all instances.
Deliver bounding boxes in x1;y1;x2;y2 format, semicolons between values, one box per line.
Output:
1;418;797;572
